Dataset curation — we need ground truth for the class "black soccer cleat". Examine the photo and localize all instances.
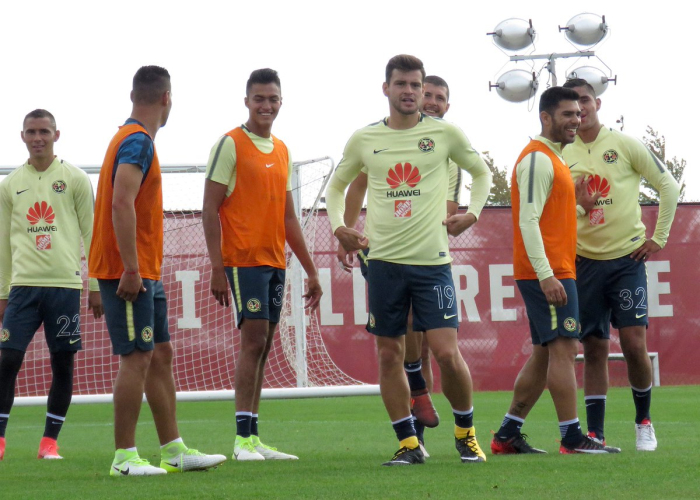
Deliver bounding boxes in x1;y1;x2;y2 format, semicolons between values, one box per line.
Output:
381;446;425;466
491;433;547;454
560;435;621;454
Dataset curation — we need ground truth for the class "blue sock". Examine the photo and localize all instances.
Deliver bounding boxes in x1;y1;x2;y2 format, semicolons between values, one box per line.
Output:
413;416;425;444
584;395;606;440
453;408;474;429
392;416;416;442
404;360;427;393
559;418;583;446
251;414;259;436
235;412;253;438
496;413;524;439
631;385;652;424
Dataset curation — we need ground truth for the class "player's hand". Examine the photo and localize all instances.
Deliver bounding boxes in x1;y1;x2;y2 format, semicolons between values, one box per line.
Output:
88;290;104;319
336;244;354;273
630;240;662;262
117;271;146;303
539;276;567;307
334;226;369;253
0;298;7;324
210;268;230;307
443;213;477;236
303;274;322;312
575;175;601;214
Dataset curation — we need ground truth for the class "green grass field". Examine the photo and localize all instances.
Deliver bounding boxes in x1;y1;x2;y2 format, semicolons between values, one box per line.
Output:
1;386;697;499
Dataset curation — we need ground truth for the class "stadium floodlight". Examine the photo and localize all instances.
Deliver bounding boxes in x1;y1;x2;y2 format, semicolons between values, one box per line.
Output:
566;66;617;96
559;13;608;47
488;13;615;104
489;69;538;103
487;18;535;51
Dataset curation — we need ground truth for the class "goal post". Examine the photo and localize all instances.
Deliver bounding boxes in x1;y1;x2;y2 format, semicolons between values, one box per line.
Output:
6;158;379;407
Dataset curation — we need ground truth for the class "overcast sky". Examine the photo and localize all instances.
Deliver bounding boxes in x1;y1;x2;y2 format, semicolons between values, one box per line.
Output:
1;0;694;203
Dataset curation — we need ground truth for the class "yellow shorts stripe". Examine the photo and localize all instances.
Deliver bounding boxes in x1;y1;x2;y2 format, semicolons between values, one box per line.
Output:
550;304;557;331
126;301;135;341
233;267;243;311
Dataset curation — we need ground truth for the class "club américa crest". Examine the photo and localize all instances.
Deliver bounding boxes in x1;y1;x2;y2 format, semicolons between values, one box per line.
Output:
563;317;578;332
52;180;67;193
418;137;435;153
602;149;618;164
247;298;262;313
141;326;154;343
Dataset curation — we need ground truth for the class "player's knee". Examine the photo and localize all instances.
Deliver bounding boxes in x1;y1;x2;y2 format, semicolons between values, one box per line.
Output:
431;346;459;370
152;342;174;365
376;343;403;367
50;351;75;379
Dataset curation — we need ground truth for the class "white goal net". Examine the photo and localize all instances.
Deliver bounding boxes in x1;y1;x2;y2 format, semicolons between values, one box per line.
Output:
8;157;373;406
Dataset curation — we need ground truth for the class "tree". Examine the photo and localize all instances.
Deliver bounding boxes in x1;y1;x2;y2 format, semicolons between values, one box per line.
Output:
639;126;686;203
476;152;511;206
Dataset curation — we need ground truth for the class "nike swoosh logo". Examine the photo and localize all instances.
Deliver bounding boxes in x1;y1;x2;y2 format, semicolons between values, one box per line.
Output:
113;466;129;475
69;338;81;345
164;461;179;467
585;403;595;407
568;162;578;169
636;313;647;319
373;148;389;154
16;189;29;195
443;314;457;320
265;163;274;168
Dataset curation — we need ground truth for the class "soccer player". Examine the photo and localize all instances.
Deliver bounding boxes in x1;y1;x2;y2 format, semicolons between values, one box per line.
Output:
336;75;464;455
562;78;680;451
202;68;322;461
0;109;103;461
89;66;226;476
491;86;619;455
326;55;492;466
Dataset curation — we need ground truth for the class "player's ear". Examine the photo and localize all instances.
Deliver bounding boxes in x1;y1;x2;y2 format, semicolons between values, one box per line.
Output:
244;96;250;109
382;82;389;97
54;130;60;142
445;102;451;113
595;98;601;111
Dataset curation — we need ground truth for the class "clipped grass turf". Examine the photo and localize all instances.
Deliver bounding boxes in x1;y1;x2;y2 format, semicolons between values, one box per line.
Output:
1;386;697;499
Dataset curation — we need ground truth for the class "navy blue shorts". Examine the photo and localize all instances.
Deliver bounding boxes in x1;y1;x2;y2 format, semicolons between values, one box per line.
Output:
99;279;169;355
0;287;81;353
576;254;649;340
225;266;285;327
516;279;580;346
367;260;458;337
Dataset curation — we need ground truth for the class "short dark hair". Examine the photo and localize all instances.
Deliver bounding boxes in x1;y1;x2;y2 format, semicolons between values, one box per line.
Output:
424;75;450;100
385;54;426;84
246;68;281;95
539;86;580;116
132;65;171;105
563;77;597;98
23;109;56;129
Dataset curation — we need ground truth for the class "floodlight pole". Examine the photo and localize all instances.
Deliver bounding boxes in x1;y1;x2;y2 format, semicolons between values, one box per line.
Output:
510;50;594;86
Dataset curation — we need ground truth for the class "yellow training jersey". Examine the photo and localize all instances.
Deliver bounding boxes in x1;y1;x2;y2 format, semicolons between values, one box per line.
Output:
328;115;491;265
563;126;680;260
0;158;98;298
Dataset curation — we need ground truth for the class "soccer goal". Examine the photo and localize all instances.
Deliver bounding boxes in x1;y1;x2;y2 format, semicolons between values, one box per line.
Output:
11;157;377;407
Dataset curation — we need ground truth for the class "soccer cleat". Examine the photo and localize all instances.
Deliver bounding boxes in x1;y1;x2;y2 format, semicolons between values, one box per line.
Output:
382;445;425;466
559;435;621;454
455;427;486;463
410;389;440;428
587;431;606;446
491;433;546;454
110;449;167;476
0;437;5;460
160;442;227;472
233;436;265;461
37;437;63;459
635;419;657;451
251;435;298;460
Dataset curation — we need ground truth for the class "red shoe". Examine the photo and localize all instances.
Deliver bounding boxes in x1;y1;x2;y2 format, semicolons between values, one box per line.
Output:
0;436;5;460
410;389;439;428
491;433;546;454
38;437;63;459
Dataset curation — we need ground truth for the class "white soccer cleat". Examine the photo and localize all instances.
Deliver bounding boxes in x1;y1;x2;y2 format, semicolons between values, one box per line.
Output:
419;442;430;458
233;436;265;461
635;419;657;451
252;436;299;460
160;446;227;472
110;450;167;476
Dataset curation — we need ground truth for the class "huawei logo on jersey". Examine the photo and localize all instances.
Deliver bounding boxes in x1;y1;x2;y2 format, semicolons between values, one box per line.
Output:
27;201;55;225
387;163;421;189
587;175;611;198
